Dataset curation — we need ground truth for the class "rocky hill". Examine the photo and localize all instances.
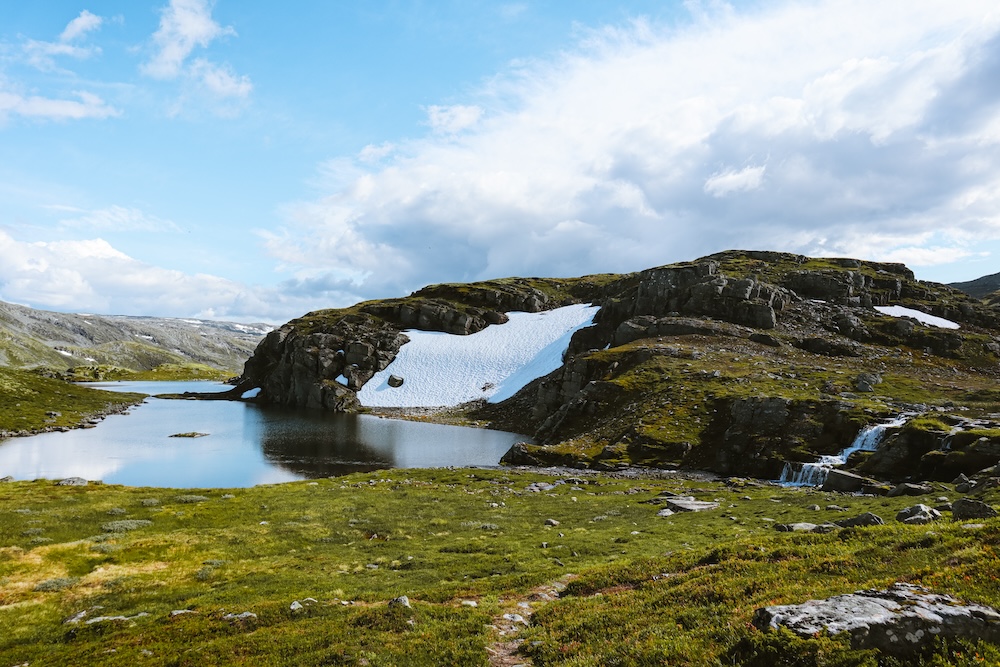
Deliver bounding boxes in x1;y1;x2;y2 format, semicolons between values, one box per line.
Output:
236;251;1000;483
950;270;1000;299
0;299;270;375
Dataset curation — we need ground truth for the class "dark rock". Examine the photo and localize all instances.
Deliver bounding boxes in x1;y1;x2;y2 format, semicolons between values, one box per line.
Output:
952;498;998;520
887;482;933;497
387;374;404;388
834;512;884;528
752;582;1000;657
821;469;868;493
749;332;782;347
952;473;970;485
895;504;941;525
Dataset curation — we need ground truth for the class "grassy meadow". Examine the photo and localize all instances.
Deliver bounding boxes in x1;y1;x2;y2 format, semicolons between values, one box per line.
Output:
1;470;998;666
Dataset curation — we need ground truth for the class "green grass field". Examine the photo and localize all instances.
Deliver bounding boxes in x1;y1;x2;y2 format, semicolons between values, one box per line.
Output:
1;470;997;665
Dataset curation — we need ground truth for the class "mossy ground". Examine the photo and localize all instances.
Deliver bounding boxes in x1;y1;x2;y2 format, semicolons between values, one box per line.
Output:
0;367;144;433
1;470;998;665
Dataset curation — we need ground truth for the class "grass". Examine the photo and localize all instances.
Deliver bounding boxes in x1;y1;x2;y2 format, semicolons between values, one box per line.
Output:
0;470;997;665
60;363;234;382
0;366;144;434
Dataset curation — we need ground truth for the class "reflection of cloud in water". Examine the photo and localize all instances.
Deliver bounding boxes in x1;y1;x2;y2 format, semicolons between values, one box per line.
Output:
0;435;125;481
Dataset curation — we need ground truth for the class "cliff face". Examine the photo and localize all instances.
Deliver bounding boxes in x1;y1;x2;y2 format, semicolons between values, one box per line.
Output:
238;251;1000;480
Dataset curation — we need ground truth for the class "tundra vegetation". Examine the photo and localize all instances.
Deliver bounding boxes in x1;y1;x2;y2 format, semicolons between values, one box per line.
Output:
0;472;998;666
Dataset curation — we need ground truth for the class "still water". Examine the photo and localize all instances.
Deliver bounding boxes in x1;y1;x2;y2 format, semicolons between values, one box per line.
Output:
0;381;530;488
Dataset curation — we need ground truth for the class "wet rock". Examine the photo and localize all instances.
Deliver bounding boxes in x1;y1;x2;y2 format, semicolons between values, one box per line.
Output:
753;582;1000;658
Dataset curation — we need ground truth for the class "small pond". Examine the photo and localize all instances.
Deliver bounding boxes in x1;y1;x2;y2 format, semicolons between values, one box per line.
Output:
0;381;530;488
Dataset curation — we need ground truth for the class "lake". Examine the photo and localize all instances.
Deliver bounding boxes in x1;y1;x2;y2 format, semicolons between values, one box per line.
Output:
0;381;530;488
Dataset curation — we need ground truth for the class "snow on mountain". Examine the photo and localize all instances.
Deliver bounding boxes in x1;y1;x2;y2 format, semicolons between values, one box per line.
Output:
358;303;599;408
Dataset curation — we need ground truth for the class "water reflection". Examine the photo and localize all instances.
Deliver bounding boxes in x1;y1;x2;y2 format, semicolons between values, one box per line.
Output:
0;381;529;488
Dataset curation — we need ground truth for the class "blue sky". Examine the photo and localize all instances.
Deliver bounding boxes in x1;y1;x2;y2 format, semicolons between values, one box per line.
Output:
1;1;999;323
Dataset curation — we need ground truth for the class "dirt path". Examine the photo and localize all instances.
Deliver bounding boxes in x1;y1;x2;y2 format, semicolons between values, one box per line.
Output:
486;574;578;667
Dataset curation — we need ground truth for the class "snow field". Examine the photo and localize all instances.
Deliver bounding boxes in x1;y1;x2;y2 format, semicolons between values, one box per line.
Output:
357;303;600;408
874;305;960;329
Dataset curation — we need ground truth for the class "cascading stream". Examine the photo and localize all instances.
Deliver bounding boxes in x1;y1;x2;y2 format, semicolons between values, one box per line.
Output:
779;415;911;487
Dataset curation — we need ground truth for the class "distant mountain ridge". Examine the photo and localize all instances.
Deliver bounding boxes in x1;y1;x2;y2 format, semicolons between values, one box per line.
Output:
949;271;1000;299
0;299;271;373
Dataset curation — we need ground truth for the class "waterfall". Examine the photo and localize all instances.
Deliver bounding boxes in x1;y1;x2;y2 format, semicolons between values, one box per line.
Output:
778;415;910;487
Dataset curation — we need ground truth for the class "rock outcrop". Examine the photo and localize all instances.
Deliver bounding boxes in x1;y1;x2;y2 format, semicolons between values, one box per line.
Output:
753;583;1000;658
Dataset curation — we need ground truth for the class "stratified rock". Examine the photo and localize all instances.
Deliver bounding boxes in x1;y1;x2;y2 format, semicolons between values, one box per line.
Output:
752;582;1000;657
952;498;998;520
895;504;941;525
834;512;884;528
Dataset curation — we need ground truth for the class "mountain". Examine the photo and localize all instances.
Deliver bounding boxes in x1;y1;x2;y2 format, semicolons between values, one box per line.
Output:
235;250;1000;483
0;299;271;374
950;271;1000;299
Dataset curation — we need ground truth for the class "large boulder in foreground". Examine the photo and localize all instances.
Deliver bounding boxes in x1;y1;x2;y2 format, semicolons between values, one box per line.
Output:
753;583;1000;657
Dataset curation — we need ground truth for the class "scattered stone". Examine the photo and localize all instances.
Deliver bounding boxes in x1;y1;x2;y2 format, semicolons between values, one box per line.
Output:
952;498;998;520
106;507;126;516
955;482;974;493
853;372;882;392
834;512;884;528
221;494;236;499
387;374;405;388
544;518;560;526
656;508;675;517
952;473;970;486
775;522;819;532
807;504;821;511
101;519;152;533
174;495;209;503
461;600;478;607
962;523;986;530
753;582;1000;657
662;498;720;513
140;498;160;507
502;613;528;626
170;609;196;617
825;504;849;512
223;611;257;622
887;482;933;497
57;477;88;486
290;601;304;612
895;504;941;525
526;482;556;493
388;596;411;609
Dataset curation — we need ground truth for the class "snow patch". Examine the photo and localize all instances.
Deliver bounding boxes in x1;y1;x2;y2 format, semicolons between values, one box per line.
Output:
874;305;960;329
56;350;74;357
358;303;599;408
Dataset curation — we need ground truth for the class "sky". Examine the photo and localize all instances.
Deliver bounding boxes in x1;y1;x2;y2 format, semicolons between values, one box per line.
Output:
1;0;999;324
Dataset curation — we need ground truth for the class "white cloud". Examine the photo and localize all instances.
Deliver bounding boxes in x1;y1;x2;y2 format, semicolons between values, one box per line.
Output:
142;0;251;100
60;10;104;42
0;89;119;121
0;231;322;323
703;165;766;197
424;105;483;134
262;0;1000;305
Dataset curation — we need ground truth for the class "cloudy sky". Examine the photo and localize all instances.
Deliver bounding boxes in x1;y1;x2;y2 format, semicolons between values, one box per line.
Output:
2;1;999;323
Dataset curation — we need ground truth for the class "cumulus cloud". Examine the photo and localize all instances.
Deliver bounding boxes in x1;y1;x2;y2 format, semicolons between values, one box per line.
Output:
142;0;251;100
22;10;104;70
425;104;483;133
263;0;1000;305
0;231;321;322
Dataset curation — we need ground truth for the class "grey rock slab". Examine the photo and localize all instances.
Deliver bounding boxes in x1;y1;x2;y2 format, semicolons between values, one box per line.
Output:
887;482;933;497
821;470;868;493
753;582;1000;657
662;499;720;513
834;512;884;528
952;498;998;520
57;477;88;486
895;504;941;525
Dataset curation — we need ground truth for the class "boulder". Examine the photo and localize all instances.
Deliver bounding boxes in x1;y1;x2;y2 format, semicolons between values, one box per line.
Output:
662;498;720;513
387;374;404;388
834;512;884;528
887;482;933;497
753;583;1000;657
952;498;998;520
895;504;941;525
57;477;88;486
821;469;867;493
